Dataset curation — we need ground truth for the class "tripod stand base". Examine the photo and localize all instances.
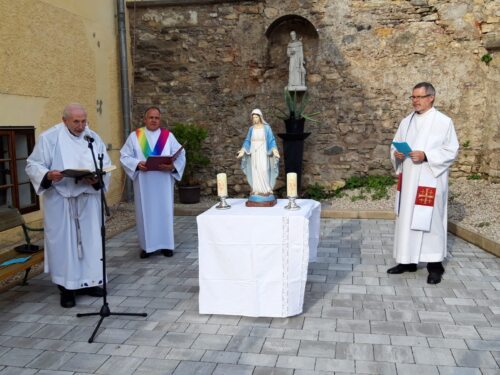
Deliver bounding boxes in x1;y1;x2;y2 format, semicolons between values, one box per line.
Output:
77;303;147;343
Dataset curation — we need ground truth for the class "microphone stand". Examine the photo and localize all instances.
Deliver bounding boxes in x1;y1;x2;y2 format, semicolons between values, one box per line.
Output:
77;137;147;343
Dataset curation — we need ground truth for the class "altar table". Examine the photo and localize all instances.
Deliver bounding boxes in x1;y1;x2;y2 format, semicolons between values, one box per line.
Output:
197;198;321;317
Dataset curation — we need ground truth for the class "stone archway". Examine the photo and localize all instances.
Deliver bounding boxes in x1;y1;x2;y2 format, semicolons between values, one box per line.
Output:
264;14;319;77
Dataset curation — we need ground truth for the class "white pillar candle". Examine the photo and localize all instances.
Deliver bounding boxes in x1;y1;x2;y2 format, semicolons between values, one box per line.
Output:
217;173;228;197
287;172;298;197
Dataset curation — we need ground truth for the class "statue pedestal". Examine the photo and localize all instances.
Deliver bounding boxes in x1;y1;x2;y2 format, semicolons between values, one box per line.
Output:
286;85;307;92
278;132;311;195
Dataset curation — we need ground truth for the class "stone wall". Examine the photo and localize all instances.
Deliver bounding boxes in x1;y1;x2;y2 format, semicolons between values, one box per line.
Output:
127;0;500;195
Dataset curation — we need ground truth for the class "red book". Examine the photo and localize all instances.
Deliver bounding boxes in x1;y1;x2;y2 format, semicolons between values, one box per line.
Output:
145;146;183;171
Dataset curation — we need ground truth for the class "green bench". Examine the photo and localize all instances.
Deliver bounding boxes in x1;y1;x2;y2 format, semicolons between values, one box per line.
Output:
0;207;44;285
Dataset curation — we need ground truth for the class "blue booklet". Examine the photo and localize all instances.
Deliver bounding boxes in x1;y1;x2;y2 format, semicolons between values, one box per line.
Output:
392;141;412;156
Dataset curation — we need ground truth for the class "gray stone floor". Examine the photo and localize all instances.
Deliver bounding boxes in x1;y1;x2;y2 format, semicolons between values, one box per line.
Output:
1;216;499;374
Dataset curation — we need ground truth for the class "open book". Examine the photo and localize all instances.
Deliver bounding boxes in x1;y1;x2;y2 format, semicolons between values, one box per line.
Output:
145;146;184;171
61;165;117;179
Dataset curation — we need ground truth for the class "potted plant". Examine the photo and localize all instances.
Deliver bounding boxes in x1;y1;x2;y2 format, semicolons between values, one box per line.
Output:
276;89;320;133
171;122;210;204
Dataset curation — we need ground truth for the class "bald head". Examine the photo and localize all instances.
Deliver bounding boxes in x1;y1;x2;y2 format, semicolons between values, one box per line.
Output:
62;103;88;136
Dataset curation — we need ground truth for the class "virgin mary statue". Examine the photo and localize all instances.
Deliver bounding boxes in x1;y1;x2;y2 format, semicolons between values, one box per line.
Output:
237;109;280;206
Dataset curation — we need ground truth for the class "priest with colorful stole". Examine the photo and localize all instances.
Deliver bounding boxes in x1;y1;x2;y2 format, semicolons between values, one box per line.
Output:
120;106;186;259
388;82;459;284
26;103;110;308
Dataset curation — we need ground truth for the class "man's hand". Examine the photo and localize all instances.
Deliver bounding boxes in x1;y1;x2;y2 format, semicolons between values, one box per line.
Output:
409;150;426;163
137;161;148;171
47;170;63;182
272;148;280;159
394;151;406;161
158;163;174;171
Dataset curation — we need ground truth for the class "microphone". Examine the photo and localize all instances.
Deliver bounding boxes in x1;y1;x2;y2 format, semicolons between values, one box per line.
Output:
84;134;95;143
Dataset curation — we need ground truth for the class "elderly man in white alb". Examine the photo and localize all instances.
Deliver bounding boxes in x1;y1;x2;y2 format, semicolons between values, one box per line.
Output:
26;103;111;308
388;82;459;284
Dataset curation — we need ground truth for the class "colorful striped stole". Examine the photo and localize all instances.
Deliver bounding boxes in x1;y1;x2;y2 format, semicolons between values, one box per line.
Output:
136;127;170;157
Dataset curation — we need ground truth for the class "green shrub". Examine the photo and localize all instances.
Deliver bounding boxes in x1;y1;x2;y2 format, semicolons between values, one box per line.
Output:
467;173;481;180
304;175;396;201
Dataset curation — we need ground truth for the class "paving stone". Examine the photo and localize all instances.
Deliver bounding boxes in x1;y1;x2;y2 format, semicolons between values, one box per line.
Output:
275;355;315;370
132;345;171;359
261;338;300;355
373;344;414;363
212;363;254;375
200;350;240;364
238;353;277;367
405;323;443;337
252;367;293;375
315;358;354;372
172;360;216;375
59;353;109;373
413;347;456;366
354;333;390;345
25;350;75;370
95;356;143;374
250;327;284;338
191;333;231;351
336;319;370;333
283;329;318;341
355;360;397;374
157;332;198;349
427;338;467;349
297;341;335;358
440;325;480;339
124;330;165;346
451;349;499;368
0;368;38;375
226;336;265;353
0;348;43;367
395;363;439;374
436;366;481;375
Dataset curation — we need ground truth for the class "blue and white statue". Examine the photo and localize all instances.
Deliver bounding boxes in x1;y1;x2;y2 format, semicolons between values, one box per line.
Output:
237;109;280;206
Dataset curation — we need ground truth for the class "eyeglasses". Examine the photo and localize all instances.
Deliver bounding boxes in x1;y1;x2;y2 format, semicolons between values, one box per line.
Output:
409;95;432;100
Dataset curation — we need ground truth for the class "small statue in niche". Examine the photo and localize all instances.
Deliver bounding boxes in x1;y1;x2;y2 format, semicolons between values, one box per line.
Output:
287;30;307;91
237;109;280;207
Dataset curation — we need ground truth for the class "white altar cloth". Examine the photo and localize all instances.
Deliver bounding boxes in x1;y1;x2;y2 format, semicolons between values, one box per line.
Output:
197;198;321;317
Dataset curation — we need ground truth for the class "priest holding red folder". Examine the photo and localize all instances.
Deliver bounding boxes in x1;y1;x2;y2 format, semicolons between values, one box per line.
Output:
120;106;186;259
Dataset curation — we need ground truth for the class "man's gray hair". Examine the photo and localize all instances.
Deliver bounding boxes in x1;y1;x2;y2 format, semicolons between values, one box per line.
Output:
413;82;436;97
62;103;87;119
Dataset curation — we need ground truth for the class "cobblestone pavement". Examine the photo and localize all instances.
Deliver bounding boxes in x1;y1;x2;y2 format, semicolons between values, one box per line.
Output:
0;217;499;374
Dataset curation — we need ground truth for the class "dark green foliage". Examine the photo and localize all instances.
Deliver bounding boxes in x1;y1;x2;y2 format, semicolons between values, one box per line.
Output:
303;183;345;200
304;175;396;201
462;140;470;148
171;123;210;185
467;173;482;180
481;53;493;65
276;89;320;122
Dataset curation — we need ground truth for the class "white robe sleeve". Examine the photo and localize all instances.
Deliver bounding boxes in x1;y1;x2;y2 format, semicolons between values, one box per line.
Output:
390;119;407;174
169;133;186;182
425;119;459;178
120;133;141;181
93;133;112;192
26;131;56;194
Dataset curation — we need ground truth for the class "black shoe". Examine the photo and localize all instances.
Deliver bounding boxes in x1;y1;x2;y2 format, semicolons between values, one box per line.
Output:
77;286;105;297
427;272;442;284
387;263;417;274
140;250;149;259
58;286;75;308
161;249;173;257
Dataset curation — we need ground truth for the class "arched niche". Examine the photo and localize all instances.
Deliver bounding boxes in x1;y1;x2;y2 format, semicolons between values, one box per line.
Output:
264;15;319;77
